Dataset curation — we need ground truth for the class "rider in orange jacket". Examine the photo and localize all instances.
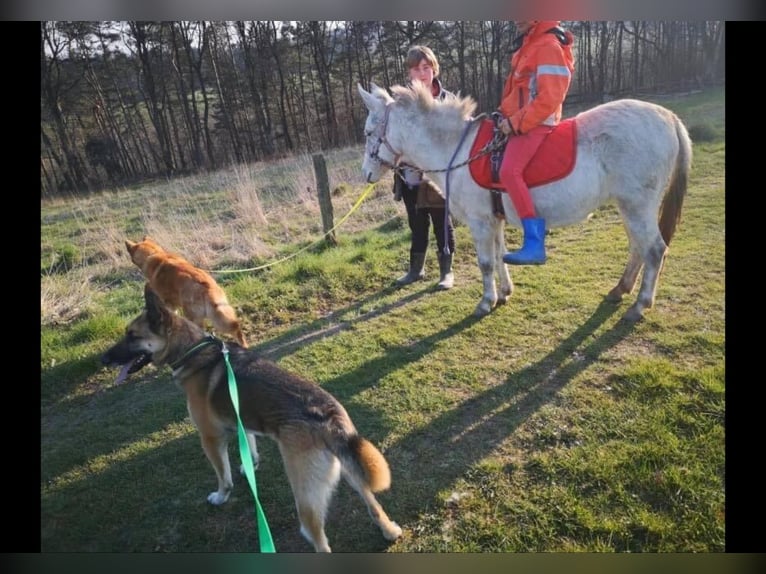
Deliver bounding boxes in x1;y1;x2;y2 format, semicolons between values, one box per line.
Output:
497;20;575;265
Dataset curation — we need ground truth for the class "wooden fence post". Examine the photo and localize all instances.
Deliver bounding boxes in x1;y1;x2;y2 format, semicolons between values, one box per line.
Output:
312;153;337;246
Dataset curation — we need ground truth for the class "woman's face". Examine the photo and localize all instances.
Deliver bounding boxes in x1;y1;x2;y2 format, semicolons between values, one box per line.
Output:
409;58;435;87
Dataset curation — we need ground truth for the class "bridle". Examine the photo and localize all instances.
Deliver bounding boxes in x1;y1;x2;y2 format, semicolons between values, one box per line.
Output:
365;103;403;172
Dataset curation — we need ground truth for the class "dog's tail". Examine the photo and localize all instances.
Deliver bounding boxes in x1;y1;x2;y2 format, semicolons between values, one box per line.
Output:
338;434;392;493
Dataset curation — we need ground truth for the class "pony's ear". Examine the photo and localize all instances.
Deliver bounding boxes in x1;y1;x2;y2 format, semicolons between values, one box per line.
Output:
358;83;383;113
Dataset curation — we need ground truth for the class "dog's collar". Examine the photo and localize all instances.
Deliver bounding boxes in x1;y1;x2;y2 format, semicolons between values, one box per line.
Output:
169;335;221;371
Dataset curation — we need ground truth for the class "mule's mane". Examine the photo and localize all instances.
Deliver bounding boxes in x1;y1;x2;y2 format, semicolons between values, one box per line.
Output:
389;82;476;128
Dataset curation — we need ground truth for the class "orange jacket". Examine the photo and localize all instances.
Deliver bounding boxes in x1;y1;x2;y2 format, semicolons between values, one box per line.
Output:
499;21;575;135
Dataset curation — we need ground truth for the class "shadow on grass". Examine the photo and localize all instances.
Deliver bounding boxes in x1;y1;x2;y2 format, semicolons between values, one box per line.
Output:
41;354;105;406
41;427;313;552
41;275;433;492
252;283;433;360
41;293;634;552
320;299;636;550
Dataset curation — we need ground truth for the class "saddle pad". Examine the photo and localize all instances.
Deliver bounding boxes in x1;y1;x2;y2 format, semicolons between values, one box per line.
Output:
469;117;577;190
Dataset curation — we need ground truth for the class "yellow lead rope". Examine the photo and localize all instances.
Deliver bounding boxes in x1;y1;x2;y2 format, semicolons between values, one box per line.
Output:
215;182;378;274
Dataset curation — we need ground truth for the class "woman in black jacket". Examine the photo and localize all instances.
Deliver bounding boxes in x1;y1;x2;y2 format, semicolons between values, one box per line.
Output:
392;45;457;290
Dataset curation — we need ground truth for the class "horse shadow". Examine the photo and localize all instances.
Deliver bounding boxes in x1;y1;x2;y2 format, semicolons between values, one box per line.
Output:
42;281;634;551
320;299;636;551
252;283;434;361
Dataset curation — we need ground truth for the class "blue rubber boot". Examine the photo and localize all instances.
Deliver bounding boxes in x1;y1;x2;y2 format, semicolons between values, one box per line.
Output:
503;217;547;265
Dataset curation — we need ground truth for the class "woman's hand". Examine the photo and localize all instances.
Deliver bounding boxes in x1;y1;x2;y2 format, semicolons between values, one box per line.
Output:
499;118;516;136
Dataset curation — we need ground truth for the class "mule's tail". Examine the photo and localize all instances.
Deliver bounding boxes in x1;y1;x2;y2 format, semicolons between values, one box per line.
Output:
658;115;693;245
338;434;392;493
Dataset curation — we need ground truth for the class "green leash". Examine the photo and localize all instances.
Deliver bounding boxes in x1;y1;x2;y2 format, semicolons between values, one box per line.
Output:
221;343;276;553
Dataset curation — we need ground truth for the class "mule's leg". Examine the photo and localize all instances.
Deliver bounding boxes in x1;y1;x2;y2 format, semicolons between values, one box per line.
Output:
341;467;403;542
606;247;642;303
280;443;340;553
493;219;513;305
615;204;668;320
625;235;667;321
466;219;499;316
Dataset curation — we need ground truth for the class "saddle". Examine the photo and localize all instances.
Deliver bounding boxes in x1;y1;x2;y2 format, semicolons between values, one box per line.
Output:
468;116;578;191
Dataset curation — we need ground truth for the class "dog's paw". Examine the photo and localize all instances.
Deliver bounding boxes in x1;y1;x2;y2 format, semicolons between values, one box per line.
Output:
383;522;403;541
207;491;230;505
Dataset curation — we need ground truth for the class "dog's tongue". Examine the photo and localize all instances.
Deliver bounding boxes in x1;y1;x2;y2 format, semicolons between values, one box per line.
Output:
114;358;136;385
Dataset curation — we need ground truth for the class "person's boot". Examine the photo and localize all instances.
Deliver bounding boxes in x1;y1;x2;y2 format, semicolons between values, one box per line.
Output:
436;252;454;290
503;217;547;265
396;251;426;285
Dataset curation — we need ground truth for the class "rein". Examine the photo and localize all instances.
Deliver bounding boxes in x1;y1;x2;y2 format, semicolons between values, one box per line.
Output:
367;98;510;255
368;108;507;180
368;104;507;256
419;114;507;176
443;118;478;255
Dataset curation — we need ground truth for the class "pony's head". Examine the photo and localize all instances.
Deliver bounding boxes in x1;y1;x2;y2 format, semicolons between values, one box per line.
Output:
357;82;477;183
358;82;397;183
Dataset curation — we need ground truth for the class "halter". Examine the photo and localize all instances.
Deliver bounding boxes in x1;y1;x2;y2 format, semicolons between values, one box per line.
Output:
367;103;402;170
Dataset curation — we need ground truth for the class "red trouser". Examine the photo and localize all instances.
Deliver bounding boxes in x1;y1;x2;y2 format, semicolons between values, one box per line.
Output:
498;125;554;219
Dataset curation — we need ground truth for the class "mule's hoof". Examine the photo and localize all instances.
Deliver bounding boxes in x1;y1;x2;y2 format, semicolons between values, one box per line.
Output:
622;306;644;322
605;290;624;303
473;301;494;317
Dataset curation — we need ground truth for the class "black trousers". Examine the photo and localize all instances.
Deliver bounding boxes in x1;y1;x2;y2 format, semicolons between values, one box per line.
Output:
401;182;456;256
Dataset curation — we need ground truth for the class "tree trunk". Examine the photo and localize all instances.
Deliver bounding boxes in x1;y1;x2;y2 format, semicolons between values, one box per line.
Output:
129;21;176;175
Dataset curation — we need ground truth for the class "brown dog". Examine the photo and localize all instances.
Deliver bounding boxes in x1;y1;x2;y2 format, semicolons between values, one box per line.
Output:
125;236;247;347
101;285;402;552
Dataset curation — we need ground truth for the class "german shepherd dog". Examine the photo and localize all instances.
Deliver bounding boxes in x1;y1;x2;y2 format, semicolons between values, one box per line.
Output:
125;236;248;347
101;285;402;552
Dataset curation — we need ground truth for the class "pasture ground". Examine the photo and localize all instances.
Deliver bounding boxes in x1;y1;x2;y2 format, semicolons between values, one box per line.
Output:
41;87;725;553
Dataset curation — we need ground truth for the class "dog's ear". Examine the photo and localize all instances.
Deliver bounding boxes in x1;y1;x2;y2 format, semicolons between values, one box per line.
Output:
125;239;136;254
144;283;171;333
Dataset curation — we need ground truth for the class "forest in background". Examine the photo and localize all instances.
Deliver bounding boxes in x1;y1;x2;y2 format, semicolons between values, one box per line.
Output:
40;21;725;197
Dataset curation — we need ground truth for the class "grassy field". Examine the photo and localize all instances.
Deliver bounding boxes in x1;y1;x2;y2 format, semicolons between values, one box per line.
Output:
41;87;725;553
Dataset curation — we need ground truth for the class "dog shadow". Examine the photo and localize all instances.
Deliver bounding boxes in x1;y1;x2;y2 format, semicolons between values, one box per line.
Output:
42;288;634;551
319;300;635;551
40;276;434;494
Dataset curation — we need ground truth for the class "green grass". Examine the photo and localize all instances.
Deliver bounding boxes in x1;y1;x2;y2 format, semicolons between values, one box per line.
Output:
40;87;725;553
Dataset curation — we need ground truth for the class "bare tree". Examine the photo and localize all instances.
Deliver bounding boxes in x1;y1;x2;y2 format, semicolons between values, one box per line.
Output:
169;22;204;170
40;21;92;193
41;20;725;197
